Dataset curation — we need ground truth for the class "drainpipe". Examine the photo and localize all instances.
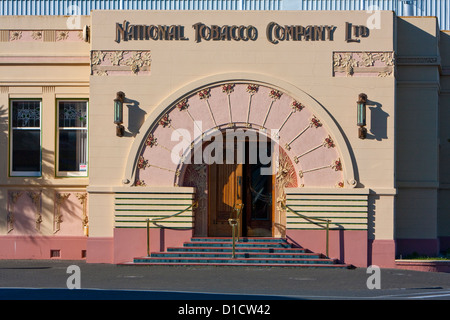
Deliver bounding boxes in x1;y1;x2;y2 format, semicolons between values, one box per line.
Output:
401;0;416;16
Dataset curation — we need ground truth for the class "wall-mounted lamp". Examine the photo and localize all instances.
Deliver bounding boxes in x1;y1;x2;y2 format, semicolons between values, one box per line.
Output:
357;93;367;139
114;91;125;137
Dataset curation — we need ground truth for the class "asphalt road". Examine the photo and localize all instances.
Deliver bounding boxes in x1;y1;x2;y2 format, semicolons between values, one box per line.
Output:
1;260;450;301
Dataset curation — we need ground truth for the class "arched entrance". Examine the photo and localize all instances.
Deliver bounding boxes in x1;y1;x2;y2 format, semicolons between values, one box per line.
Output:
182;130;276;237
123;75;357;239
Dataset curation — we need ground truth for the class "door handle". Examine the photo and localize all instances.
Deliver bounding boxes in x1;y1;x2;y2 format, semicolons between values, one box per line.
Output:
237;176;242;200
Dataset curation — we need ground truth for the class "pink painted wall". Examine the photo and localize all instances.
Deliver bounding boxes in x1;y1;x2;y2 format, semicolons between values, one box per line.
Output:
369;239;396;268
286;229;368;267
86;237;114;263
8;194;38;236
112;228;193;264
138;83;343;189
57;193;86;236
395;261;450;273
0;236;87;260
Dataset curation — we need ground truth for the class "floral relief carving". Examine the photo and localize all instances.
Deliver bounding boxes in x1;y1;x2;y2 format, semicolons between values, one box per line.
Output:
159;114;171;128
27;191;42;231
31;31;43;41
246;84;259;95
95;70;108;76
137;156;149;169
275;147;297;237
291;100;304;112
76;193;89;236
332;158;343;172
323;135;335;148
380;52;395;66
3;29;84;42
7;191;23;233
10;31;22;41
135;179;146;187
222;83;235;95
276;148;297;209
90;50;151;76
91;51;105;66
361;52;375;67
269;89;283;100
310;116;322;128
176;99;189;111
198;88;211;100
145;133;158;147
126;51;152;74
56;31;70;41
54;193;70;234
110;51;124;66
340;53;358;76
333;51;395;77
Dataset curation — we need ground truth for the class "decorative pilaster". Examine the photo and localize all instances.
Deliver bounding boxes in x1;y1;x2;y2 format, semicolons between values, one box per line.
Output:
76;193;89;236
54;193;70;234
27;191;42;232
7;192;23;233
275;148;297;237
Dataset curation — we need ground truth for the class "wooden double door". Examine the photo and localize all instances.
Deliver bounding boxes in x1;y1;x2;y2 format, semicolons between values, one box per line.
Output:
208;146;273;237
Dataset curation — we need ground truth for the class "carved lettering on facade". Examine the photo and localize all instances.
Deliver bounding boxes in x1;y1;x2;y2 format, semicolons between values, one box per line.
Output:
114;21;371;44
116;20;188;43
266;22;337;44
192;23;258;43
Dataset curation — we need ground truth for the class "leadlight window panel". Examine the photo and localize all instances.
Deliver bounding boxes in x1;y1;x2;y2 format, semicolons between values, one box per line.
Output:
59;101;87;128
10;100;42;176
57;100;88;176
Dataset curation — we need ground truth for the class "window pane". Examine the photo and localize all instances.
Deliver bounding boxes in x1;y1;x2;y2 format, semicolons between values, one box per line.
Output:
250;164;272;220
12;101;40;128
12;130;41;173
59;101;87;128
59;129;87;172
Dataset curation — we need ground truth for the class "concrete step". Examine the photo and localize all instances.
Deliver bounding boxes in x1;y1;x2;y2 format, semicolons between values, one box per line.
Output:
131;237;350;268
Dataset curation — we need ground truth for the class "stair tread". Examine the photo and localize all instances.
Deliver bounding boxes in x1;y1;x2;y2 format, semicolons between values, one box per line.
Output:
131;237;346;268
130;262;349;268
182;242;296;246
151;252;319;256
167;247;308;252
138;256;332;261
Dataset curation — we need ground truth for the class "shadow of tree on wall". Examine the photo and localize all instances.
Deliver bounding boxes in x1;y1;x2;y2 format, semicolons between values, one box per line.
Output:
0;105;7;177
0;104;83;238
0;105;8;233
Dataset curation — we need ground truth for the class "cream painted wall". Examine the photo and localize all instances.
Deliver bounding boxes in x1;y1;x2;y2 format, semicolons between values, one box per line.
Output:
0;16;90;236
87;10;396;238
0;11;447;257
89;11;396;187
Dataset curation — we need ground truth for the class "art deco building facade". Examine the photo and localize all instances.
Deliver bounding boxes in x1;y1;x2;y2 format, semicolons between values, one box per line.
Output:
0;3;449;269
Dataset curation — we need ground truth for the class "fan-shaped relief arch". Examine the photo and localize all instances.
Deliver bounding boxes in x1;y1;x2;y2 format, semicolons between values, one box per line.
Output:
124;77;356;191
